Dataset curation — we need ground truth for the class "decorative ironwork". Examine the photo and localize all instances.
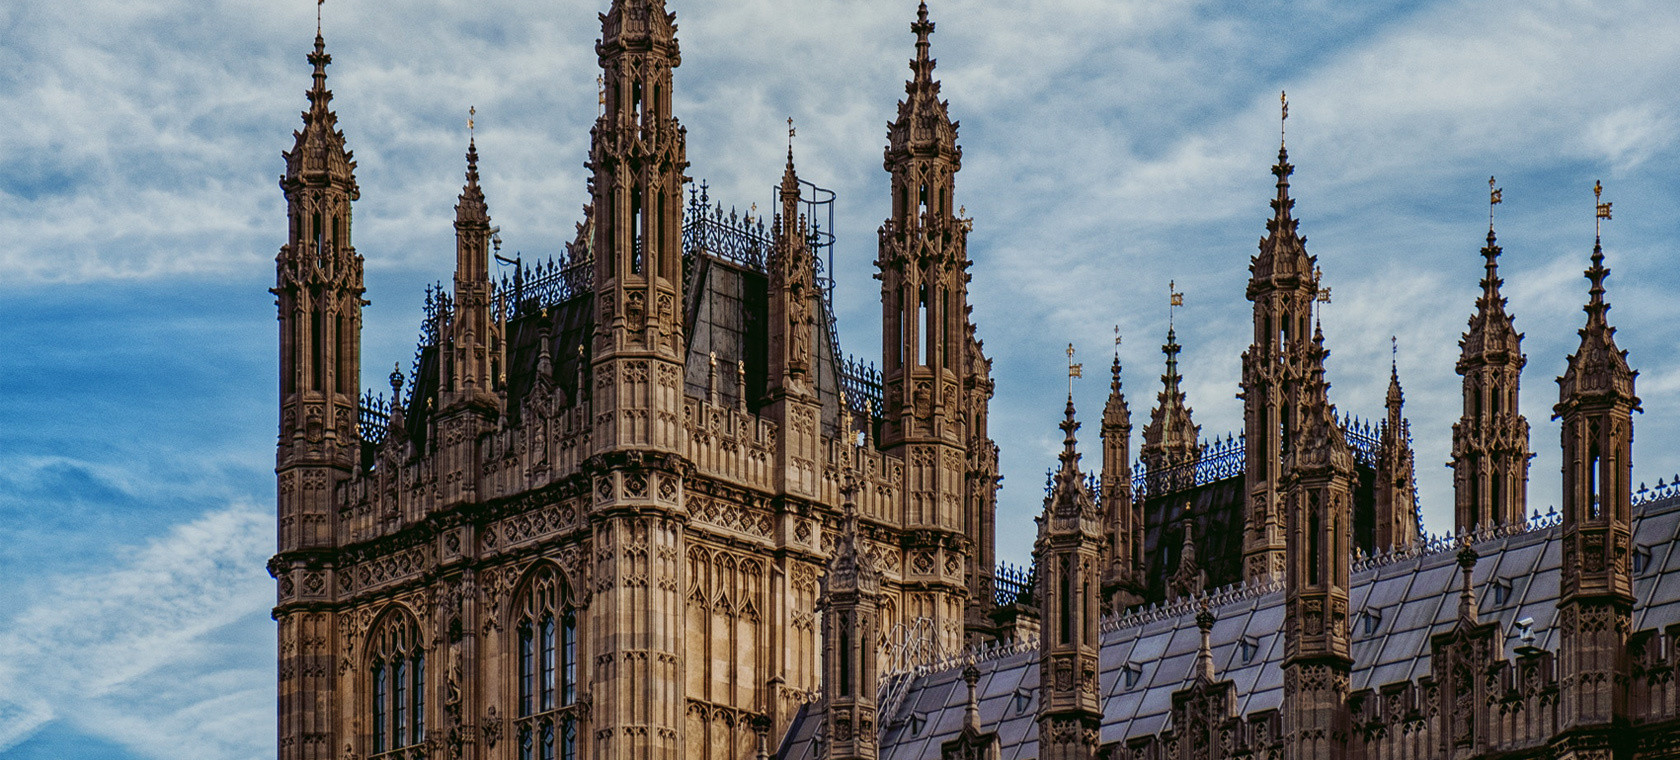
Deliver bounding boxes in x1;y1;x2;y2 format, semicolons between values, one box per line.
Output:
1130;419;1384;498
683;183;770;270
358;391;389;446
1635;475;1680;506
1132;433;1244;497
993;561;1036;607
408;283;452;405
498;255;591;319
839;355;882;415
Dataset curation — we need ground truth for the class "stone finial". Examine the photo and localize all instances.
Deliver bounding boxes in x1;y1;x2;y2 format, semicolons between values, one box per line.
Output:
962;660;982;731
1194;598;1217;683
1456;541;1479;625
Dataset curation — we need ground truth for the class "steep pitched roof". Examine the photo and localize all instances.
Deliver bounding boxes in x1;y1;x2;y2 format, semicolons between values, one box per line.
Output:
776;494;1680;760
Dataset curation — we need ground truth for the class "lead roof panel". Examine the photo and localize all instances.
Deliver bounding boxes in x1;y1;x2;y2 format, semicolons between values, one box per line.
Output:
775;496;1680;760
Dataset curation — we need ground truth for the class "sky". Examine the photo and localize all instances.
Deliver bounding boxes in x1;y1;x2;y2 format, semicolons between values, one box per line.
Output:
3;0;1679;757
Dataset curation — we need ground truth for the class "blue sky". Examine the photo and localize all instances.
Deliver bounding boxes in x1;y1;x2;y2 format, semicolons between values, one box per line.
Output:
3;0;1679;757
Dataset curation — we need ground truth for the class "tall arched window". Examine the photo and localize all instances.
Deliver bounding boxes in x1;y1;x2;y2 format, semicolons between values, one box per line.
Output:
369;611;426;756
515;565;580;760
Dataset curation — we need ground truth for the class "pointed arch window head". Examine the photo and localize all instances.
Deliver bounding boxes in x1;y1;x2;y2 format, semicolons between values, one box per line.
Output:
514;564;581;759
368;611;426;756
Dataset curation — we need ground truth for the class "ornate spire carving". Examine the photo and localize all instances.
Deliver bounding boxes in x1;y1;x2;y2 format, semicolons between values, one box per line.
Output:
823;472;882;760
444;128;498;412
283;33;359;193
1376;341;1420;551
1280;321;1353;760
1167;522;1206;601
1241;100;1318;585
1100;334;1142;612
1142;324;1201;482
1552;182;1638;741
1035;393;1103;760
1452;179;1531;531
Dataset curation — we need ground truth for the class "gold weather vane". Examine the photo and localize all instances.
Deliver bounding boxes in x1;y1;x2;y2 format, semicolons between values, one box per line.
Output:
1280;90;1288;146
1114;325;1122;358
1313;266;1332;304
1488;175;1502;230
468;106;476;138
788;116;796;151
1067;343;1082;397
1594;179;1613;238
1168;280;1184;327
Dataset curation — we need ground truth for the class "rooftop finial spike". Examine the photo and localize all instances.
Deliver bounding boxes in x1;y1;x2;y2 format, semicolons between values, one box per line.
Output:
1279;90;1288;149
1589;180;1613;321
1066;342;1083;402
1168;280;1184;329
914;2;933;61
1488;175;1502;233
317;0;324;35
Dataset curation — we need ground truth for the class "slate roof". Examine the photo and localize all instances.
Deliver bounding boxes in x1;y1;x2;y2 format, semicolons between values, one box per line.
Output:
775;493;1680;760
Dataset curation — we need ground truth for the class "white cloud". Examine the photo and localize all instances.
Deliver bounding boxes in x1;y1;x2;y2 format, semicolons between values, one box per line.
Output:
0;504;274;759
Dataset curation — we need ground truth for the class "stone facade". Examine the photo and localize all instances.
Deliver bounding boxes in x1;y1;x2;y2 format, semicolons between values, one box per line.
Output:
274;4;1680;760
270;3;1000;760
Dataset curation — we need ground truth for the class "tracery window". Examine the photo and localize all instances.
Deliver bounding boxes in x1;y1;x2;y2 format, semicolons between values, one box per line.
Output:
369;611;426;757
515;565;580;760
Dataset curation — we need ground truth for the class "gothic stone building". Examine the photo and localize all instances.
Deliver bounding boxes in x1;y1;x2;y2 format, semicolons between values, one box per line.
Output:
269;3;1680;760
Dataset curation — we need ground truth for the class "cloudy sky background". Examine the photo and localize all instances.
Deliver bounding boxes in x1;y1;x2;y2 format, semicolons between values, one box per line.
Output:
3;0;1679;757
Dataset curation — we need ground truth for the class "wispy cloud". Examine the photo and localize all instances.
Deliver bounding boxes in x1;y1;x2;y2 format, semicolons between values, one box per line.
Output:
0;504;274;758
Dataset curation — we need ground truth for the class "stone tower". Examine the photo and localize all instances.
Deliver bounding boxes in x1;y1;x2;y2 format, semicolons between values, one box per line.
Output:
876;2;982;652
1452;221;1531;531
765;148;824;500
588;2;692;758
272;31;362;760
1140;325;1200;485
1240;130;1318;585
1035;396;1104;760
1374;355;1420;551
1552;203;1639;758
1281;324;1354;760
1099;349;1143;612
821;471;882;760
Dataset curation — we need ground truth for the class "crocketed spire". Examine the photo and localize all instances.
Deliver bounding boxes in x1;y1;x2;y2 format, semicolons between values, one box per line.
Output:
1251;134;1312;286
283;34;358;193
828;475;880;594
456;137;488;224
1558;229;1638;405
1142;326;1201;475
1460;227;1522;362
1046;395;1097;520
1292;322;1354;474
599;0;679;56
886;2;960;166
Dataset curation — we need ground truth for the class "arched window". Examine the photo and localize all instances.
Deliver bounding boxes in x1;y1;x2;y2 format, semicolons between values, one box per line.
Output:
515;565;580;760
369;611;426;756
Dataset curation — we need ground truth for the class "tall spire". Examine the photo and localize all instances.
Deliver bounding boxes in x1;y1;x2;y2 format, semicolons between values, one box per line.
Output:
1280;319;1354;760
444;115;496;413
1035;384;1103;760
274;20;364;760
1452;177;1530;531
1101;329;1141;611
1552;178;1638;749
1376;338;1420;550
1142;317;1200;480
1241;94;1317;585
887;1;959;171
